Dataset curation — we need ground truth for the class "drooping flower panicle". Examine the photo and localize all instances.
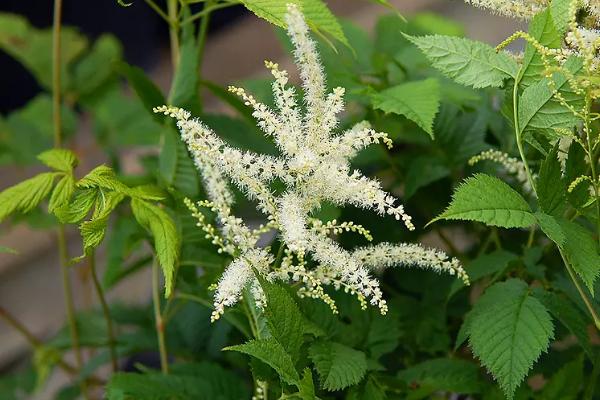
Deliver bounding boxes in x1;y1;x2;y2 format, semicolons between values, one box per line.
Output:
154;4;468;321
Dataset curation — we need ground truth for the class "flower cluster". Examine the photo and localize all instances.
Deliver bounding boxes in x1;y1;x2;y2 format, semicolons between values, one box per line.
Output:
465;0;600;22
469;150;533;192
155;4;468;321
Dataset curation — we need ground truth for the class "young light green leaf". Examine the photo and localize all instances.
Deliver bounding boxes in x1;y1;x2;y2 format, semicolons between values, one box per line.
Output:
372;78;440;137
297;368;316;400
0;245;18;254
431;174;536;228
37;148;78;172
80;216;109;256
240;0;349;48
308;340;367;391
0;172;58;223
468;279;554;399
131;198;180;297
33;346;62;391
77;165;130;194
405;34;518;88
48;174;75;213
54;188;97;224
225;338;300;385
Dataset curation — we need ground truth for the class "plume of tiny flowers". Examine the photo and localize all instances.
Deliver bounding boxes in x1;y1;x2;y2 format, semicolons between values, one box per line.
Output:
154;3;468;319
469;149;534;193
464;0;549;19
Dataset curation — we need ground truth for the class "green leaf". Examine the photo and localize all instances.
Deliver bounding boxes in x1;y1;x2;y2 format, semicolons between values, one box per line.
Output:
0;245;17;254
54;188;97;224
240;0;349;48
308;340;367;391
521;9;562;85
37;149;78;172
449;250;518;297
117;62;166;123
405;34;518;88
33;346;62;390
432;174;535;228
225;338;300;385
168;23;200;111
131;199;180;297
468;279;554;399
398;358;483;398
48;174;75;213
77;165;130;194
107;362;249;400
0;13;87;90
372;78;440;137
80;216;109;255
537;214;600;293
297;368;316;400
533;289;595;359
518;58;583;141
537;145;566;216
259;280;308;362
72;34;122;97
550;0;572;36
0;172;58;223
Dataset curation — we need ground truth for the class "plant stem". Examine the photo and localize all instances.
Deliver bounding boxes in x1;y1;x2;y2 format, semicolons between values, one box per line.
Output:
180;1;238;26
512;73;538;197
143;0;171;23
167;0;180;69
0;307;104;385
583;95;600;245
560;250;600;331
89;250;118;372
53;1;88;395
52;0;63;149
152;261;169;374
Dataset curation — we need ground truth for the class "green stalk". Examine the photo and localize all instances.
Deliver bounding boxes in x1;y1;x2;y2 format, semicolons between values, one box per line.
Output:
512;72;538;197
152;261;169;374
582;95;600;245
560;250;600;331
89;250;118;372
53;1;87;396
196;0;214;111
167;0;180;69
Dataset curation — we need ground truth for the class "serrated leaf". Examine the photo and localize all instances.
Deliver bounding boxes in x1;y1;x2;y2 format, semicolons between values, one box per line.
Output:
405;34;518;88
297;368;316;400
537;214;600;293
0;172;58;223
432;174;535;228
537;145;566;216
54;188;97;224
398;358;483;398
372;78;440;137
518;58;583;141
48;174;75;213
160;127;200;197
37;148;78;172
225;338;300;385
521;9;562;85
259;279;308;362
468;279;554;399
131;199;180;297
77;165;131;194
308;340;367;391
533;289;594;359
240;0;349;48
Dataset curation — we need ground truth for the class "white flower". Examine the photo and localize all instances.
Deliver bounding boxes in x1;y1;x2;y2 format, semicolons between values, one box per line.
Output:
469;149;533;193
155;4;467;318
464;0;549;19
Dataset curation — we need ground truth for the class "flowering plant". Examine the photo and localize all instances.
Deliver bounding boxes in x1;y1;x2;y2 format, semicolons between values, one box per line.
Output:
0;0;599;399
